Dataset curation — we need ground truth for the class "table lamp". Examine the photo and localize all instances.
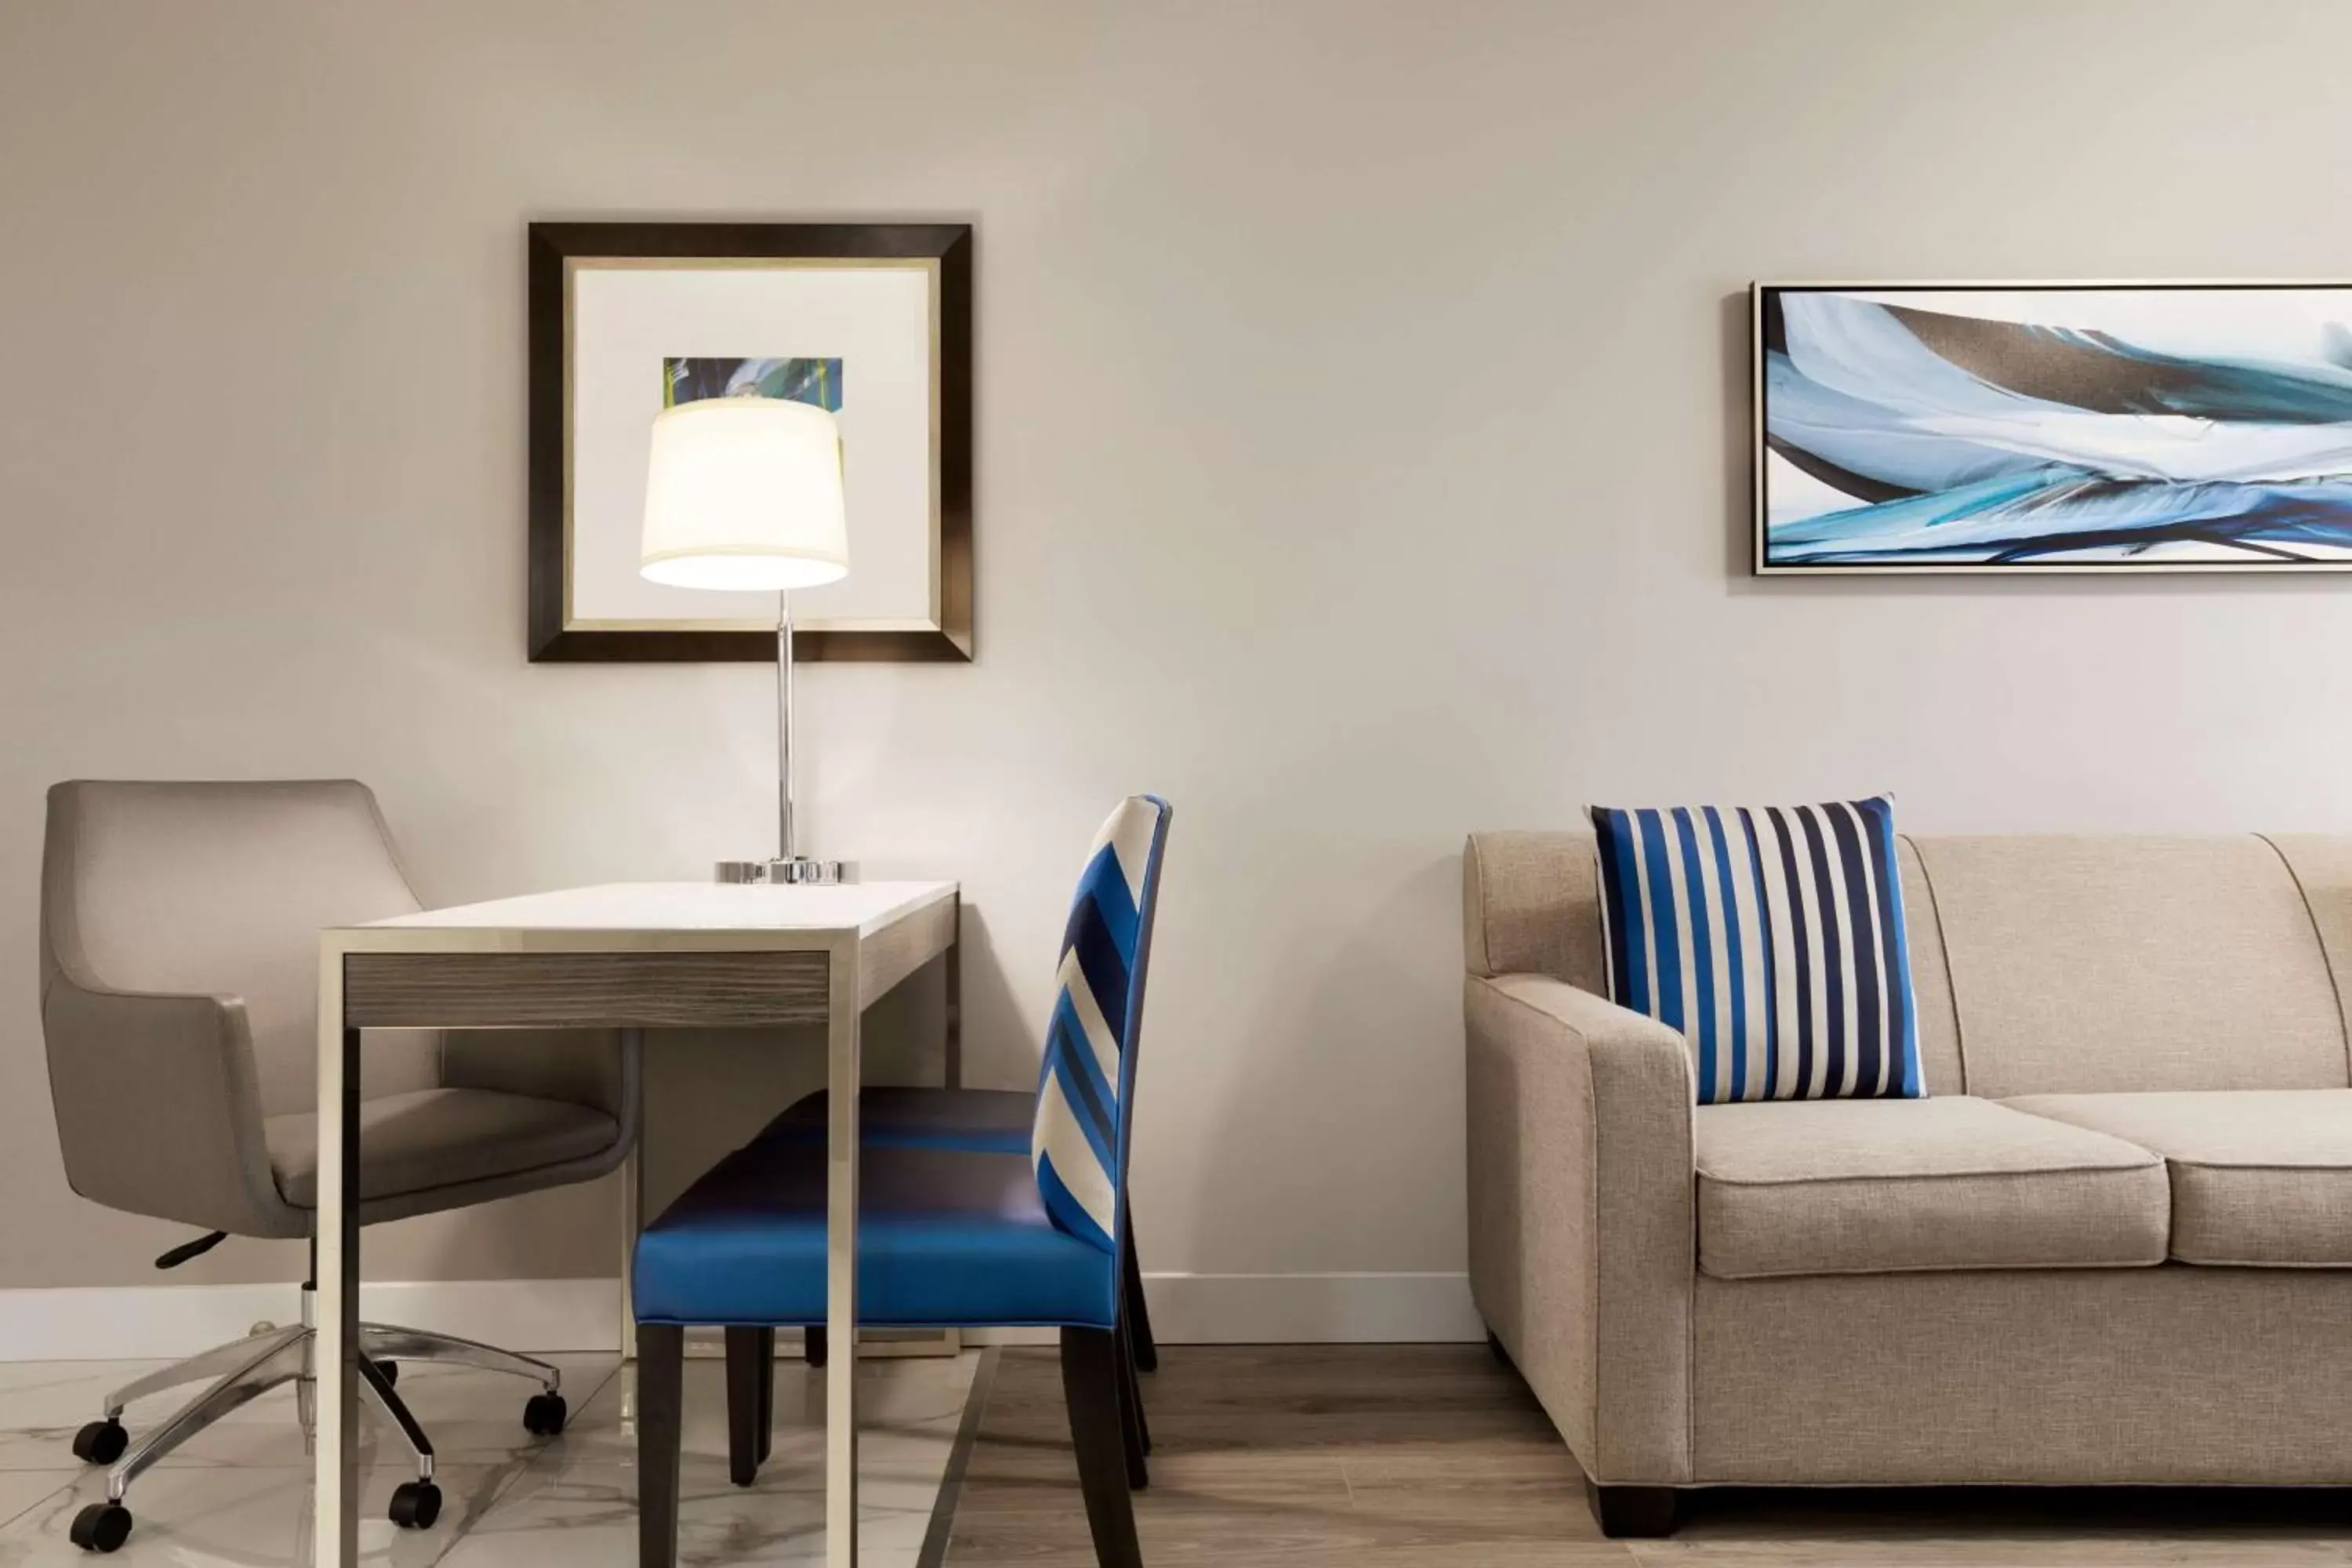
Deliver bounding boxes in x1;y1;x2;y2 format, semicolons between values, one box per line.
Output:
641;394;851;884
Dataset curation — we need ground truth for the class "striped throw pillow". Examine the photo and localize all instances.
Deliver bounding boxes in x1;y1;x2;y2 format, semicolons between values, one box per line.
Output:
1589;798;1921;1105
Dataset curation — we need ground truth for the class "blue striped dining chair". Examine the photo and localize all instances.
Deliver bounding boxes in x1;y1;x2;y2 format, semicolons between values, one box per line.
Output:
630;795;1173;1568
756;1112;1156;1377
742;999;1160;1373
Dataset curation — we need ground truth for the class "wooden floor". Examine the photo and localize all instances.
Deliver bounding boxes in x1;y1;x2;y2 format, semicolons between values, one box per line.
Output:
943;1345;2352;1567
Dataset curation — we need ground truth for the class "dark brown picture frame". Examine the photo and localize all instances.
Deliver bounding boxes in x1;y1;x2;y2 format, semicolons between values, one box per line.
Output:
527;221;973;662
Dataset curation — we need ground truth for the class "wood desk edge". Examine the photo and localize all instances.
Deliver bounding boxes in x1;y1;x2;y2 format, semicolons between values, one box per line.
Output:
320;882;960;1012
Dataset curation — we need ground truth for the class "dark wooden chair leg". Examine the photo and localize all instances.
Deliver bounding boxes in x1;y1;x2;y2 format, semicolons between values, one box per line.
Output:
1060;1327;1144;1568
1120;1210;1156;1373
1114;1320;1150;1487
1122;1339;1152;1457
1585;1476;1678;1538
724;1327;765;1486
754;1327;775;1464
636;1323;684;1568
1120;1326;1157;1476
804;1323;828;1367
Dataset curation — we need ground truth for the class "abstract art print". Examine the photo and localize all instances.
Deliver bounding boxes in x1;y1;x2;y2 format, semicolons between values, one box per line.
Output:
662;356;843;412
527;223;971;660
1754;283;2352;572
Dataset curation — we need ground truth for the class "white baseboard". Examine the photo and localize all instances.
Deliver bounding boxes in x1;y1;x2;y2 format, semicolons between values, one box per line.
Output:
0;1272;1482;1362
0;1279;622;1363
961;1273;1483;1348
1138;1271;1483;1345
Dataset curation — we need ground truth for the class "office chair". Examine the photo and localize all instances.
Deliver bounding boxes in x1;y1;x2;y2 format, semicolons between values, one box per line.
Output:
39;780;638;1553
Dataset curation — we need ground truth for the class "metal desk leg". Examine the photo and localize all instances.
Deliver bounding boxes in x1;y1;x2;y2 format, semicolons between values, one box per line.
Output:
826;943;862;1568
943;893;962;1090
312;952;361;1568
619;1148;641;1363
619;1028;647;1363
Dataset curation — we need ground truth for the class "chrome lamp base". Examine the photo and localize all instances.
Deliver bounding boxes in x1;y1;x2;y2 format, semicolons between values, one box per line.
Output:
716;857;853;886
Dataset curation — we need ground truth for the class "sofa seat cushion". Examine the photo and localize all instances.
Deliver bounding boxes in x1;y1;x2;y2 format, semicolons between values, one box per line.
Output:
1695;1096;2169;1279
2005;1091;2352;1267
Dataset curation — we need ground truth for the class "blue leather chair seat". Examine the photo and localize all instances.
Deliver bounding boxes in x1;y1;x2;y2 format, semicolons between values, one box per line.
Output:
633;1138;1116;1330
753;1086;1034;1152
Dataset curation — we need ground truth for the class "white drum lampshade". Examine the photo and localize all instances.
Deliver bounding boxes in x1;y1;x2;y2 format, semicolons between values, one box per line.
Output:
639;397;848;591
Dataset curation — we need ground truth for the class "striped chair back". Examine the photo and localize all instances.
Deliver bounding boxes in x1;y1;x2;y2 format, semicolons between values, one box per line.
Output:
1032;795;1173;1251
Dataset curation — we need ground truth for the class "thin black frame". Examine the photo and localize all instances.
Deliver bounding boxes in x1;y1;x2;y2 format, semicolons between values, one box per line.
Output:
1751;280;2352;575
528;222;975;660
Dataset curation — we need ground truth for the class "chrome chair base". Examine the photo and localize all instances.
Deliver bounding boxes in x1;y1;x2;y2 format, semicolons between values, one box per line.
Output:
67;1305;564;1552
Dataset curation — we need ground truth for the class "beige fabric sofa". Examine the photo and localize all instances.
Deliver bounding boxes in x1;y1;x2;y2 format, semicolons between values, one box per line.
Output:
1462;829;2352;1536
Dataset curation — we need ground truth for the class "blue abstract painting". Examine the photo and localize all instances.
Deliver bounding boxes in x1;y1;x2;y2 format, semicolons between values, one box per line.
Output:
1756;285;2352;571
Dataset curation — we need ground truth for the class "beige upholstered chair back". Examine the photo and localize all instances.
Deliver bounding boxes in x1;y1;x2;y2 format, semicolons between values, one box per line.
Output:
42;779;437;1116
1464;829;2352;1099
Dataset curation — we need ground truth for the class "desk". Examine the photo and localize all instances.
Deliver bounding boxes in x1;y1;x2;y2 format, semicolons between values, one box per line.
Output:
312;880;960;1568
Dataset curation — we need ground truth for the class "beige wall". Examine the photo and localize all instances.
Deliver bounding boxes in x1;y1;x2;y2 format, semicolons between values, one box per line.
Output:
6;0;2352;1298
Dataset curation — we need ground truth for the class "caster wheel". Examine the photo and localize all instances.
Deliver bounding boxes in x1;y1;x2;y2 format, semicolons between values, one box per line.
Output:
69;1502;132;1553
388;1480;441;1530
71;1420;127;1466
522;1392;567;1436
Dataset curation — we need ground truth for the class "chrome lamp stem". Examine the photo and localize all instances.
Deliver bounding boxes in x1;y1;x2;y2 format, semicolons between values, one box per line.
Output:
777;589;796;862
715;590;848;885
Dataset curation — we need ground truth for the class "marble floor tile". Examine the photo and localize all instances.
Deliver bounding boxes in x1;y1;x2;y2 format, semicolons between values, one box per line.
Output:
0;1356;621;1475
437;1461;926;1568
549;1355;972;1472
0;1479;73;1537
0;1350;978;1568
440;1354;967;1566
0;1460;522;1567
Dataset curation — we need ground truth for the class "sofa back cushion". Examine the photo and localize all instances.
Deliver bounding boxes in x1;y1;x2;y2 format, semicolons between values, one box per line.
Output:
1590;800;1921;1104
1915;836;2348;1097
1463;826;1965;1096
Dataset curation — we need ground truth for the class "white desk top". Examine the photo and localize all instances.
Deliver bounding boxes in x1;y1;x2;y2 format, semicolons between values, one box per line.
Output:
349;880;957;938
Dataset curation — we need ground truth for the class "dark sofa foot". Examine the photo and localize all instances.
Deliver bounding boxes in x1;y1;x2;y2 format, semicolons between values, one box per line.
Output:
1586;1478;1679;1537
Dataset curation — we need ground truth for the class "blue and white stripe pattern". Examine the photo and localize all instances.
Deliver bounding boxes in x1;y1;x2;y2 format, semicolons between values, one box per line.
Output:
1032;796;1172;1252
1590;797;1921;1105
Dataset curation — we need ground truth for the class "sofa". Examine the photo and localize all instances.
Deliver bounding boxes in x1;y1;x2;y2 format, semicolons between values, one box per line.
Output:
1462;828;2352;1536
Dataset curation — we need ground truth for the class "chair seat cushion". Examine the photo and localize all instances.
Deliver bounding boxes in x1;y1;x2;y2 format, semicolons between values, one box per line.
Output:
632;1140;1116;1330
1695;1096;2169;1279
2005;1091;2352;1266
265;1087;619;1208
755;1087;1034;1152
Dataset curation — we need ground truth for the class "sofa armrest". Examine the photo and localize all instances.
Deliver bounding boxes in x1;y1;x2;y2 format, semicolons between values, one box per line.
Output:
1465;972;1695;1485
